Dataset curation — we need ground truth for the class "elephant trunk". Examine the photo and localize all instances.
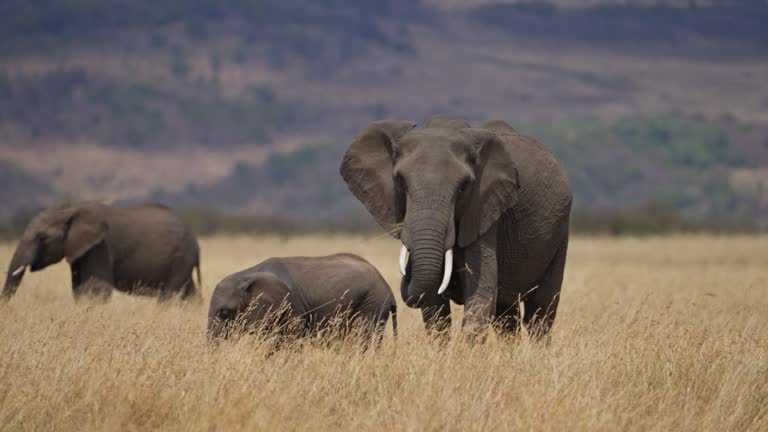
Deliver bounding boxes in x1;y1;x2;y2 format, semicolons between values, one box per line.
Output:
2;239;37;301
401;204;453;308
208;319;225;343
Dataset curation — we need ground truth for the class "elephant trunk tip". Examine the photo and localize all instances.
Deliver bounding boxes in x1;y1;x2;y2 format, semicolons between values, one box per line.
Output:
401;248;453;307
2;269;26;301
1;282;19;303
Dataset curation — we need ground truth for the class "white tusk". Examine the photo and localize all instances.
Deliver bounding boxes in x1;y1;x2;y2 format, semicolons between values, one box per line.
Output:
11;265;26;277
399;244;409;276
437;249;453;295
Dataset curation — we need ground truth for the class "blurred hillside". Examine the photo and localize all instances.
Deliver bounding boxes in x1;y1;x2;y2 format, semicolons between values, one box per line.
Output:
1;0;768;229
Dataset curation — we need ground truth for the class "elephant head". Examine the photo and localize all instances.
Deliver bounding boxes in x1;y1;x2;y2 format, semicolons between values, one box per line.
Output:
207;272;294;341
2;203;109;301
340;117;520;307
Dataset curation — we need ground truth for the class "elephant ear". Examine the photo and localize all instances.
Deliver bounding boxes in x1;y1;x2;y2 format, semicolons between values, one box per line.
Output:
339;120;416;237
241;272;294;318
457;128;520;247
65;207;109;263
242;272;291;301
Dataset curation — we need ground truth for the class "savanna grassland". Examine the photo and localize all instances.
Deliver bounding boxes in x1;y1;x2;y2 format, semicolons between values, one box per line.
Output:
0;234;766;431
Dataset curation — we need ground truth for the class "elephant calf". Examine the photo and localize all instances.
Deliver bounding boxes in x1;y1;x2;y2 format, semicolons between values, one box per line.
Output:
208;254;397;343
3;202;201;302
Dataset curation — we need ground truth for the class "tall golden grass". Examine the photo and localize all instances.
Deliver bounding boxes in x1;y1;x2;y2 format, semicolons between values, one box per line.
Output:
0;234;766;431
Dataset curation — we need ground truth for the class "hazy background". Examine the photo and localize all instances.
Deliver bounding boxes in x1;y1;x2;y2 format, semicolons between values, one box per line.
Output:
2;0;767;234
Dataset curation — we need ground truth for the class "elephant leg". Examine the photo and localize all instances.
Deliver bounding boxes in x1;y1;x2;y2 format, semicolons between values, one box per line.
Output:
494;301;522;335
421;296;451;335
370;301;394;345
162;264;199;302
178;275;201;302
70;241;113;302
524;237;568;338
354;315;386;350
365;320;384;347
461;226;498;333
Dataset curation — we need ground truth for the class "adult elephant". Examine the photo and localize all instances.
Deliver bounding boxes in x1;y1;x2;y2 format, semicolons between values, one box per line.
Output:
2;202;201;302
340;116;571;336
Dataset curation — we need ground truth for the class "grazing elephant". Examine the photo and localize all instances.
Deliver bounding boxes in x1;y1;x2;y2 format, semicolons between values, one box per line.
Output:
208;254;397;343
2;202;201;302
340;116;571;336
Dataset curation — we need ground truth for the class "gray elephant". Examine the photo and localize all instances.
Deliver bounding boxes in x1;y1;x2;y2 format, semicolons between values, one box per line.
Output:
340;116;571;336
3;202;201;302
208;254;397;343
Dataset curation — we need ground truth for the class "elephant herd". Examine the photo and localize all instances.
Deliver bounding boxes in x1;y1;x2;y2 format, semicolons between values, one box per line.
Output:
2;116;572;342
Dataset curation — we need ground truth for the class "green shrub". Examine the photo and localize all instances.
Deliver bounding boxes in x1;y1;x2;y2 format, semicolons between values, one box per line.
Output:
613;116;737;168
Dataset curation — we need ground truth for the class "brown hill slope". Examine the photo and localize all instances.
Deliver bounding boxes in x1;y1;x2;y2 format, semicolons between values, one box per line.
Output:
1;1;767;225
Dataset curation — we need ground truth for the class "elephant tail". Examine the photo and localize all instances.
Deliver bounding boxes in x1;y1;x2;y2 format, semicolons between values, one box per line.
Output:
195;263;202;292
390;303;398;338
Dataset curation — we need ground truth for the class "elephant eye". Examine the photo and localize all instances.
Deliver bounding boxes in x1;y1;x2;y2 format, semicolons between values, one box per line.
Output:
458;177;472;193
218;308;236;320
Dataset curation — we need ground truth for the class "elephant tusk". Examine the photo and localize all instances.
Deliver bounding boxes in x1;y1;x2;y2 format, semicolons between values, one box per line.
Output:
437;249;453;295
399;244;409;276
11;265;26;277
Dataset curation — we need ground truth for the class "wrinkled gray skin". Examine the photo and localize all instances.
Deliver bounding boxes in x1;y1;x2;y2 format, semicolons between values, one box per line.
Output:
208;254;397;343
340;116;571;336
2;202;201;302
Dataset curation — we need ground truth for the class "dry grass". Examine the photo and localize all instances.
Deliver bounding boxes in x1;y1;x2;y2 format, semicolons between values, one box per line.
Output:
0;234;766;431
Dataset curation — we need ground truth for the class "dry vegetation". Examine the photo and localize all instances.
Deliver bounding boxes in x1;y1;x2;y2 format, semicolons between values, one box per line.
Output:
0;234;766;431
0;140;314;202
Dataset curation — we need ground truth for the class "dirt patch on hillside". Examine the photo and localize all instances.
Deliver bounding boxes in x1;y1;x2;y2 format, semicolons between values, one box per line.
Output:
0;138;309;202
